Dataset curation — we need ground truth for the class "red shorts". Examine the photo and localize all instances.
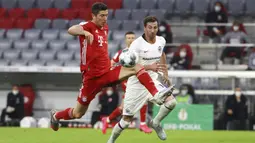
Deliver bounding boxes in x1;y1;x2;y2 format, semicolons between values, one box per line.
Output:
77;66;122;105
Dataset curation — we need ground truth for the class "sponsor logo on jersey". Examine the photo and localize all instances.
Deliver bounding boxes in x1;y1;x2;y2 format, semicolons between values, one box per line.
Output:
158;46;162;52
142;56;161;60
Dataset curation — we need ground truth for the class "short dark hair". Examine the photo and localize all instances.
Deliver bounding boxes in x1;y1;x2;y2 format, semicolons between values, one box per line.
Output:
143;16;158;27
91;2;108;15
125;31;135;36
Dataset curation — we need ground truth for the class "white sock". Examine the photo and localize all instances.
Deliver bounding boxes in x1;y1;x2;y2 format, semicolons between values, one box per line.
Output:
108;119;130;142
153;98;177;126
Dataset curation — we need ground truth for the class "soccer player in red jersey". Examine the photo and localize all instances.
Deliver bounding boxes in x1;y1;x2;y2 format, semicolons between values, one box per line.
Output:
50;2;174;131
101;31;152;134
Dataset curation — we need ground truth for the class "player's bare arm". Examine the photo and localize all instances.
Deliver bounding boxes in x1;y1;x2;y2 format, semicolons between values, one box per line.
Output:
160;52;171;86
68;25;94;44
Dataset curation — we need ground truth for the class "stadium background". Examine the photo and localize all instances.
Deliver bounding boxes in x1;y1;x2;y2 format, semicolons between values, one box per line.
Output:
0;0;255;137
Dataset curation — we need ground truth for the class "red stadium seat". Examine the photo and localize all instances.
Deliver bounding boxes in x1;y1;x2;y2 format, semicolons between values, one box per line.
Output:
15;18;34;29
27;8;44;20
61;9;78;20
44;8;61;19
71;0;89;9
0;8;7;18
88;0;105;8
78;9;91;21
8;8;25;19
0;18;15;29
105;0;122;9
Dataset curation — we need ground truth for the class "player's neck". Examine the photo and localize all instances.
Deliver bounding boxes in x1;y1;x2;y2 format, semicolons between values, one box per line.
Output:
145;36;156;44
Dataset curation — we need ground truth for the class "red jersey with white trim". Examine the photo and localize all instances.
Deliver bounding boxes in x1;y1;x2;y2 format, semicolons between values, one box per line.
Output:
79;21;110;78
112;50;122;63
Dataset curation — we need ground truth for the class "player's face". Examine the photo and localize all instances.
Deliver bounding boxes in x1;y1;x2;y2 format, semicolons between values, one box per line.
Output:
144;22;158;40
125;34;135;47
92;10;108;27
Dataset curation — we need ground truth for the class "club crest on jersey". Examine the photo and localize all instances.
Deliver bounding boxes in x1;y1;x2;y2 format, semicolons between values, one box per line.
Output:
95;30;99;33
158;46;162;52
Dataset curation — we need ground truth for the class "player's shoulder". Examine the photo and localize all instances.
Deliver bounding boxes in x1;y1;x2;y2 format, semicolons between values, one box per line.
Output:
79;21;90;26
156;36;166;45
133;36;144;44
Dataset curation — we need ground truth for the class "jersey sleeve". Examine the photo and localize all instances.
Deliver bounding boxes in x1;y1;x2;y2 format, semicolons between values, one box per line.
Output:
79;22;90;32
112;50;121;63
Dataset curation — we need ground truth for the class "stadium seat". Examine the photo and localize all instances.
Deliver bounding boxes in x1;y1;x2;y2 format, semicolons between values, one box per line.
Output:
44;8;60;19
0;29;5;39
49;40;66;51
0;39;12;50
0;59;9;66
122;0;139;9
157;0;174;11
53;0;70;9
21;49;38;60
57;50;74;61
131;9;148;20
105;0;122;9
0;8;7;18
31;40;48;50
14;39;31;50
1;0;17;9
52;19;69;29
74;51;80;60
45;60;63;66
3;49;20;60
71;0;89;9
228;0;245;16
0;18;15;29
69;19;84;26
149;9;167;20
8;8;25;19
107;20;122;30
107;9;114;20
112;31;126;41
245;0;255;16
24;29;41;40
42;29;59;40
36;0;53;9
87;0;104;8
10;60;27;66
59;30;74;40
61;9;78;20
39;50;56;60
6;29;23;40
192;0;209;17
27;60;45;66
174;0;192;17
17;0;35;10
67;40;80;51
26;8;44;20
64;60;79;66
34;19;51;29
15;18;34;29
122;20;139;31
140;0;157;9
114;9;131;20
77;9;91;21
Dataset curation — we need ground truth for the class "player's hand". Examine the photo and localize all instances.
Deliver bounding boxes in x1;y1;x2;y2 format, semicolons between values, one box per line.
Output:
227;109;233;115
157;64;168;73
84;31;94;45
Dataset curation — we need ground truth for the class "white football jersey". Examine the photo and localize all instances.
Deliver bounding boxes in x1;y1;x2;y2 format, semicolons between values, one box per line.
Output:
126;35;166;89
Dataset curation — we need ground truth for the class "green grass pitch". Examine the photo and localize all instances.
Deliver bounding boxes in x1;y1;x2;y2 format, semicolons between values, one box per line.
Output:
0;128;254;143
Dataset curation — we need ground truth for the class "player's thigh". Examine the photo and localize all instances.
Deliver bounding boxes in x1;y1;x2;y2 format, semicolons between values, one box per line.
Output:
119;98;124;110
123;89;149;116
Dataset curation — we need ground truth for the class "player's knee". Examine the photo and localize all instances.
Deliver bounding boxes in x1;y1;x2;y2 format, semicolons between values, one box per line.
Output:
123;115;133;122
164;98;177;110
73;112;85;119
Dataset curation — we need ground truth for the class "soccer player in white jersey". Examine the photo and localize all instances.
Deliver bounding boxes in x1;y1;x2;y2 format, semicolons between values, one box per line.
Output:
107;16;177;143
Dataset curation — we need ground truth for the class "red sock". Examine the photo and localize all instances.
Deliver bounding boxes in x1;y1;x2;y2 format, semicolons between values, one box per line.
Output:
137;68;158;96
109;107;122;121
140;105;147;123
55;108;74;120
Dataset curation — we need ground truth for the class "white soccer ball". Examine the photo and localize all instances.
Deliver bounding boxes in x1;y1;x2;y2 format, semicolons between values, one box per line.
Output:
119;48;138;68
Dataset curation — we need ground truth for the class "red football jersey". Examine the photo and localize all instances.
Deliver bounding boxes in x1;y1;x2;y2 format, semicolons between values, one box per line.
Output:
112;50;122;63
79;21;111;78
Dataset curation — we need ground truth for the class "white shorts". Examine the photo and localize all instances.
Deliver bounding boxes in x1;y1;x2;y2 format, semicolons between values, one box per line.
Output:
123;80;165;116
